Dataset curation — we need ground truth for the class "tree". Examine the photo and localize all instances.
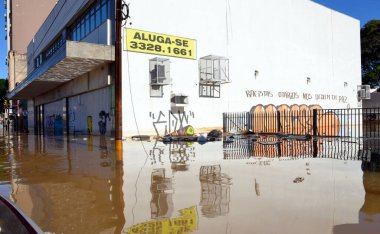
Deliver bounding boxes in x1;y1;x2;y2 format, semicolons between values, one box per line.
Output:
361;20;380;87
0;79;8;113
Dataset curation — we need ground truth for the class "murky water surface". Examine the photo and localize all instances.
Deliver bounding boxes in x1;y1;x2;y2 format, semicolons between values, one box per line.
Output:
0;135;380;233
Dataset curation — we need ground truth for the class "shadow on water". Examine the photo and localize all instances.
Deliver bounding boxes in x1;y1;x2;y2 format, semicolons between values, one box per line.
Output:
0;134;125;234
333;151;380;233
2;132;380;233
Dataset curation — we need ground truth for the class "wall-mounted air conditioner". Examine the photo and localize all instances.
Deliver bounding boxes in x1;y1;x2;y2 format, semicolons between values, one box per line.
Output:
357;85;371;100
171;93;189;107
199;55;230;84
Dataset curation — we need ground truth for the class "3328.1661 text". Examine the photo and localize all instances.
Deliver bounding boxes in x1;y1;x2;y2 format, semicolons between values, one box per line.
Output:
129;41;193;57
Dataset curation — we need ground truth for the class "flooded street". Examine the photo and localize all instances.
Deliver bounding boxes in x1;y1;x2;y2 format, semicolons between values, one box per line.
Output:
1;134;380;233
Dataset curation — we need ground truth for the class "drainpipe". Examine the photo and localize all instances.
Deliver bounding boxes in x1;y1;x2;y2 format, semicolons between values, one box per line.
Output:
115;0;123;161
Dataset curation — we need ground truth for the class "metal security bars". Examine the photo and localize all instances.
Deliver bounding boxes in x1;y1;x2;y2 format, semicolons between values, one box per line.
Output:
223;108;380;139
222;136;375;161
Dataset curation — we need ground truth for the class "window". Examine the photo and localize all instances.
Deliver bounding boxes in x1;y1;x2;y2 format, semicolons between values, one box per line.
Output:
34;35;65;68
90;8;95;31
45;36;64;60
34;54;43;68
68;0;111;41
199;84;221;98
85;14;90;36
95;3;101;28
101;0;107;22
81;18;85;39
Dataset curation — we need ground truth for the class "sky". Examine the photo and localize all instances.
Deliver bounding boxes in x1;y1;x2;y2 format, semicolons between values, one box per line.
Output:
0;0;379;79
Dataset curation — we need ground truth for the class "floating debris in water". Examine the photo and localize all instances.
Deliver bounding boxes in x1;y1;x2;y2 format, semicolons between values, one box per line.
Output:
198;135;207;144
131;135;151;141
255;179;260;196
223;136;234;143
293;177;304;183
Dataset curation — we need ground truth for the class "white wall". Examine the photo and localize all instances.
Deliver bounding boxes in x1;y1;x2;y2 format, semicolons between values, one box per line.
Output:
122;0;361;136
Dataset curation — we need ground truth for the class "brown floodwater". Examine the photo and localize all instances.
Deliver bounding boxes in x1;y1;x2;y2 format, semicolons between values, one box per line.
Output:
0;134;380;233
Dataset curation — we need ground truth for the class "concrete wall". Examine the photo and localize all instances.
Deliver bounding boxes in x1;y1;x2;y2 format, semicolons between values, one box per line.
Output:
34;64;114;136
8;52;27;91
9;0;57;53
122;0;362;136
44;99;65;135
34;64;111;106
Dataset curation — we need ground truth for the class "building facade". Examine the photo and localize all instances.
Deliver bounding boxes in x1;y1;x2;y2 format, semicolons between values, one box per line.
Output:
6;0;57;131
8;0;115;136
122;0;362;136
9;0;362;138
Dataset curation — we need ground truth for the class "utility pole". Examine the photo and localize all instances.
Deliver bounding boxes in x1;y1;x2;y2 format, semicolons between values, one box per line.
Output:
115;0;123;161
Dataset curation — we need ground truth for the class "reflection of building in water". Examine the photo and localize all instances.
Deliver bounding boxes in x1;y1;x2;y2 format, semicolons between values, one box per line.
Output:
199;165;231;218
151;168;174;219
149;141;195;172
170;143;195;172
224;136;371;161
360;152;380;224
334;151;380;233
6;136;123;233
128;206;198;234
224;137;314;159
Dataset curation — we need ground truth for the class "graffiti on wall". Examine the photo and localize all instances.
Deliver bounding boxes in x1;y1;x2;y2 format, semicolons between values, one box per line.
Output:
150;111;195;136
68;110;76;134
45;114;64;136
245;90;348;104
250;104;340;136
98;110;110;135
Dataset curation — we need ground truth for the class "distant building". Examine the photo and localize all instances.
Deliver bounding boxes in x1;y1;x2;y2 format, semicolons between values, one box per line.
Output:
5;0;56;131
8;0;115;135
7;0;362;137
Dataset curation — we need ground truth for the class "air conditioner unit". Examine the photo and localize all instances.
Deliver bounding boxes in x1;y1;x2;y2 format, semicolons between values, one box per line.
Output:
171;93;189;107
357;85;371;100
199;55;230;84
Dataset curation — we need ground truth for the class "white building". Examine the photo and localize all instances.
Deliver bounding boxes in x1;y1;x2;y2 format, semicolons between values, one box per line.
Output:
8;0;361;138
122;0;362;136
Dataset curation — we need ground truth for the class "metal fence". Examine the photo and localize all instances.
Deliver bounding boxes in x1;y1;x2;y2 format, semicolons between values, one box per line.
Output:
223;108;380;139
222;136;376;161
